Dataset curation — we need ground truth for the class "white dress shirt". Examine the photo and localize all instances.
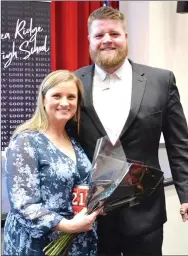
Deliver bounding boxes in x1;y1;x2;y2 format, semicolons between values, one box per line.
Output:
93;58;132;145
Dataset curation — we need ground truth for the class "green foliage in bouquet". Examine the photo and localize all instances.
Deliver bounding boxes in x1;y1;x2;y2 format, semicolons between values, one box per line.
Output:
43;233;76;256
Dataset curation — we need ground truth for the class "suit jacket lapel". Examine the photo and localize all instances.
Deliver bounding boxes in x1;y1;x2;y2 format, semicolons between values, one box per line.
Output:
121;60;146;136
80;61;146;138
81;65;106;136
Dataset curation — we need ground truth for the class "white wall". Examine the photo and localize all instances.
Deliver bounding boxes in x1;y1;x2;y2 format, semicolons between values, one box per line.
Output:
164;185;188;255
120;1;188;125
120;1;150;65
173;7;188;122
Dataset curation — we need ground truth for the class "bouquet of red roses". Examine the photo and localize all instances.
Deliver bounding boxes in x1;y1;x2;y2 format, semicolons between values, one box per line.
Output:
43;136;163;255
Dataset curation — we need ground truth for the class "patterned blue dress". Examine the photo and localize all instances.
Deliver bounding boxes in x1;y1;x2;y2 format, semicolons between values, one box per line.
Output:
3;131;97;256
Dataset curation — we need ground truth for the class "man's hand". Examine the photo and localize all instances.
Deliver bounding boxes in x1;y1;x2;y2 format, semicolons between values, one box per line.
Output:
180;203;188;222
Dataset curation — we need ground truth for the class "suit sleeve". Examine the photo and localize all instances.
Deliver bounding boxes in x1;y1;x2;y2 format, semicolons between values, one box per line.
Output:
163;71;188;203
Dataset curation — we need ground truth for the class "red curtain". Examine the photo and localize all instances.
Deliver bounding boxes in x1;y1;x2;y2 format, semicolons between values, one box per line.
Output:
111;1;119;9
51;1;119;71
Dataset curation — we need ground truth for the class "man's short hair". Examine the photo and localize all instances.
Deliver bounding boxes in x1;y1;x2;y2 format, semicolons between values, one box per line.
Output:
88;6;126;32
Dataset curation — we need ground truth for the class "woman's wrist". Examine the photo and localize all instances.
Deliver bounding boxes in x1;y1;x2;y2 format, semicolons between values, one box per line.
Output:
54;218;74;233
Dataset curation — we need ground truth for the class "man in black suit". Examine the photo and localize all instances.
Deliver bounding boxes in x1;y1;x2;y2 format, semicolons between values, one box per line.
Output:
74;6;188;256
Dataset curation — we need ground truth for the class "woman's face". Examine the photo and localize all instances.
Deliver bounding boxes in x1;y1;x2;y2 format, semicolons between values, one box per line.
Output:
43;80;78;124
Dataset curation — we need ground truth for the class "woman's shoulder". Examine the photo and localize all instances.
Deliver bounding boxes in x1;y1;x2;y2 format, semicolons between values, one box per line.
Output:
8;131;44;150
7;131;46;157
11;130;41;141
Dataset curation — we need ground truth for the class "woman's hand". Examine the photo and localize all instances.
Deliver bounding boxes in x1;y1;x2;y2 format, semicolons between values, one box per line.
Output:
69;207;101;233
55;207;102;233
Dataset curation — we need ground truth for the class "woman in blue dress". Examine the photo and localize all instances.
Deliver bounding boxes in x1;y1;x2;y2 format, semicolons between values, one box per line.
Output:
4;70;101;256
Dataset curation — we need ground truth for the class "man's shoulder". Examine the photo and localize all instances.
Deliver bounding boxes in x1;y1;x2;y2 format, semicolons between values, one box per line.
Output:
74;65;93;78
132;61;172;77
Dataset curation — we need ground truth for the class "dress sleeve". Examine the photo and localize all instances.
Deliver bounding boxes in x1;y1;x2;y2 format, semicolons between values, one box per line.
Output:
5;132;63;238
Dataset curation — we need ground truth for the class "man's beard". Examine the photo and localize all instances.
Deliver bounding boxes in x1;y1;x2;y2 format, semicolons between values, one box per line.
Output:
89;46;128;69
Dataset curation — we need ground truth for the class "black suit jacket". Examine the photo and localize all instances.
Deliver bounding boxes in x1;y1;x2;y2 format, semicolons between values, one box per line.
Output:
74;60;188;236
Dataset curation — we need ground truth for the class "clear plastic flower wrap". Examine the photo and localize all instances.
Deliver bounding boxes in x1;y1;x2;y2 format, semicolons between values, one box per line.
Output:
43;136;163;255
86;136;164;214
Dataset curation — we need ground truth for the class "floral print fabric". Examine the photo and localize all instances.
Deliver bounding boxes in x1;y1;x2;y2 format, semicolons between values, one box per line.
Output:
3;131;97;256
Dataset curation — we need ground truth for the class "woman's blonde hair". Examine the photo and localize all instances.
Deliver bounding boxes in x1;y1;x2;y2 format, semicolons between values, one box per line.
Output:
13;70;84;136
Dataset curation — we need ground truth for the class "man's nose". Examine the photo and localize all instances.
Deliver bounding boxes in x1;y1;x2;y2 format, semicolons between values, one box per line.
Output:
102;33;112;43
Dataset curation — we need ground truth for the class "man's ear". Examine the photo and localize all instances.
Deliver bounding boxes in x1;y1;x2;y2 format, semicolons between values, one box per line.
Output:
125;32;128;39
88;35;90;44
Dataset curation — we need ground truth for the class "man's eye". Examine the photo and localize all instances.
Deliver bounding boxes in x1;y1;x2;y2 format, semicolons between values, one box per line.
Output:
95;34;103;38
111;33;119;36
